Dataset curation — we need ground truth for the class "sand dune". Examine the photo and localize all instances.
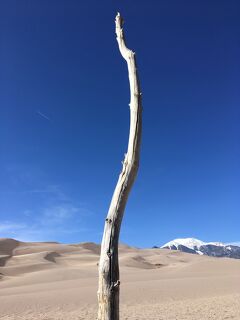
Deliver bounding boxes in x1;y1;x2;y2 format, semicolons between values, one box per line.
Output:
0;238;240;319
0;238;20;256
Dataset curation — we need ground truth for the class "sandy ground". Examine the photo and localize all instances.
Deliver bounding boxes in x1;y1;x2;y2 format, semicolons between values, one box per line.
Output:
0;238;240;319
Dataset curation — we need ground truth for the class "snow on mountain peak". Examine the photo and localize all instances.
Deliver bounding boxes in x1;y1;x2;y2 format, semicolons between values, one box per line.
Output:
161;238;205;250
207;242;225;247
160;238;240;259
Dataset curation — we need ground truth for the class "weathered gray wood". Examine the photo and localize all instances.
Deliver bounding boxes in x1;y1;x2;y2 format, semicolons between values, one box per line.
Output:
97;12;142;320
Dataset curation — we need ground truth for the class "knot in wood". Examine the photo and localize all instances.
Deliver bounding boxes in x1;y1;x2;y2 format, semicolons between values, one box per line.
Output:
110;280;120;292
107;251;112;258
114;280;120;288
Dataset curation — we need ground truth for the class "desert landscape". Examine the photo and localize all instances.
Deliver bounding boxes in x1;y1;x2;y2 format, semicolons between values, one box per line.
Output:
0;238;240;320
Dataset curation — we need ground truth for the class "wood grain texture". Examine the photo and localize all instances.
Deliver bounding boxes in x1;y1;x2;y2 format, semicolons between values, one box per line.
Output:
97;12;142;320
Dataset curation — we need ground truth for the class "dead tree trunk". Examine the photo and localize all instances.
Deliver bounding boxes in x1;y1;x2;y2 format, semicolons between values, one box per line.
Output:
97;12;142;320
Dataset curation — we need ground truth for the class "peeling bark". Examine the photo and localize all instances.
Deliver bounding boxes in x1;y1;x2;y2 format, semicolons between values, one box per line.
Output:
97;12;142;320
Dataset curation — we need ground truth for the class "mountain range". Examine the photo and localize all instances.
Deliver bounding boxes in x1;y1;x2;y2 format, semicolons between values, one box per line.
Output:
160;238;240;259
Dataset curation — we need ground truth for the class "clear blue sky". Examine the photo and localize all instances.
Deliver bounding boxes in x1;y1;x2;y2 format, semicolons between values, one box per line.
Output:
0;0;239;247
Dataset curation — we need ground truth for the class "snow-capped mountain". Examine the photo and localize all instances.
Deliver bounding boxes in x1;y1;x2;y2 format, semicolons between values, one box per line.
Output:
161;238;205;250
160;238;240;259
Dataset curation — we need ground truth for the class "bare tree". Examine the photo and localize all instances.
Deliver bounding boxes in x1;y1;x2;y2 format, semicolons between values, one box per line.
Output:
97;12;142;320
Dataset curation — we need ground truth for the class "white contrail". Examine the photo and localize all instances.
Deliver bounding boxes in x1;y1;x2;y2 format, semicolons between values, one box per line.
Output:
37;110;50;121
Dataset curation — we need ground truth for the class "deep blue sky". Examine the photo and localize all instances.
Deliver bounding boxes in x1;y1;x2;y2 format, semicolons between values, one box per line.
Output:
0;0;239;247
